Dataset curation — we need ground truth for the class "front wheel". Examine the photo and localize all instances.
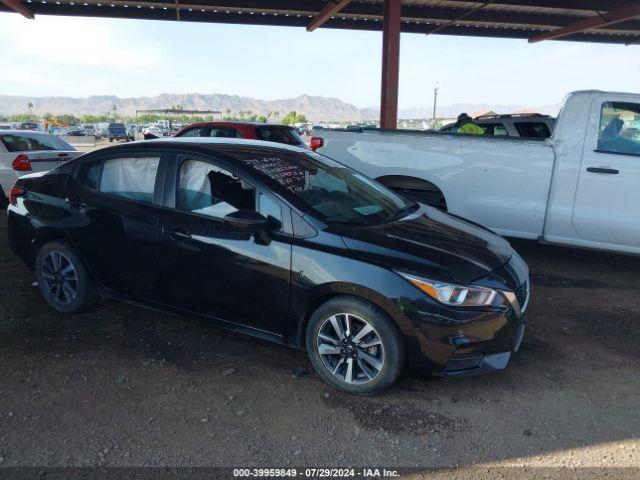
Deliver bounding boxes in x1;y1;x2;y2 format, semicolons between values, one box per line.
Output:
35;240;97;313
306;296;405;395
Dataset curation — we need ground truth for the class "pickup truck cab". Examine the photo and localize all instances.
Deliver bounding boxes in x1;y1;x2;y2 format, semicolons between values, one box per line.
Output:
316;91;640;255
176;122;308;149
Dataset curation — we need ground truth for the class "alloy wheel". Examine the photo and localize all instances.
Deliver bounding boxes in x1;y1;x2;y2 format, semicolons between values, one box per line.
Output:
41;251;78;305
316;313;385;385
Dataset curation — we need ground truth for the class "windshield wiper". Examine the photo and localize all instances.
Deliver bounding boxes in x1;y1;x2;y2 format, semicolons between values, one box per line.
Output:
387;203;419;223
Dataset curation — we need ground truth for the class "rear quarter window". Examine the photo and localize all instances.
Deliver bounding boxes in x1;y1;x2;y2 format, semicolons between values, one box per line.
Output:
514;122;551;138
255;127;304;146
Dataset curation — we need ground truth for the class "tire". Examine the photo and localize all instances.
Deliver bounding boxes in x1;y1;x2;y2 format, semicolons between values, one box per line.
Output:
109;138;113;143
305;296;405;396
403;189;447;210
35;240;97;313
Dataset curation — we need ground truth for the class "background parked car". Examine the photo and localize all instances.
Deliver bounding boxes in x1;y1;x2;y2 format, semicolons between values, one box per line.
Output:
107;122;129;142
19;122;40;131
96;123;110;139
175;122;308;148
65;126;86;136
439;114;556;138
0;129;80;207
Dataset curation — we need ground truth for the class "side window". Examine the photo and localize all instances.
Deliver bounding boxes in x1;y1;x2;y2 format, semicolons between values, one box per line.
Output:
180;127;207;137
514;122;551;138
208;127;242;138
77;160;102;190
99;156;160;203
597;101;640;155
177;158;256;219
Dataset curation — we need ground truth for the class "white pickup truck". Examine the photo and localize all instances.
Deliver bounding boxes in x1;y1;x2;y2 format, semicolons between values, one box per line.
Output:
316;90;640;255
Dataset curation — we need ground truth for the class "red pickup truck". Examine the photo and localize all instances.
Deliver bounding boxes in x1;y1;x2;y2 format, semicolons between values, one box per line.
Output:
175;122;311;149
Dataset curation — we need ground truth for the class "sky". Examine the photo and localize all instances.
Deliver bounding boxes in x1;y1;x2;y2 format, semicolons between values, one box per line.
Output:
0;13;639;110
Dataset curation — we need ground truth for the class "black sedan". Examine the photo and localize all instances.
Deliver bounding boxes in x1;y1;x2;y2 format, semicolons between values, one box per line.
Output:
7;138;529;395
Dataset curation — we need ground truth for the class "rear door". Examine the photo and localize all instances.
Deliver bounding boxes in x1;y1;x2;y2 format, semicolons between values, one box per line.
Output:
64;149;168;300
154;150;292;336
572;95;640;250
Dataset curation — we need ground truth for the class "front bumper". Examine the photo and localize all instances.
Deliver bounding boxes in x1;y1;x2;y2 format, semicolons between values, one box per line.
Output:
442;320;525;377
400;273;529;376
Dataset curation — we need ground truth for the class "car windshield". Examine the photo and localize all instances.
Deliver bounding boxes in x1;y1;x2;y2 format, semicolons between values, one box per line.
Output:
228;147;414;225
0;133;74;152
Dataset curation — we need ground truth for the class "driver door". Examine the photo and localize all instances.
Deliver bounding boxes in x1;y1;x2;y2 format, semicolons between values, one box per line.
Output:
572;95;640;249
154;152;293;336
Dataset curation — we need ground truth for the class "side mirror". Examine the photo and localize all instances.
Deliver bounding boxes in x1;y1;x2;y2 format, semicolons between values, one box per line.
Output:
224;209;267;233
310;136;324;152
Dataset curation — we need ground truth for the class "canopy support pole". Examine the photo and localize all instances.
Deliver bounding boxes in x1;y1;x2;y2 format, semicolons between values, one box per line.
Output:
380;0;401;129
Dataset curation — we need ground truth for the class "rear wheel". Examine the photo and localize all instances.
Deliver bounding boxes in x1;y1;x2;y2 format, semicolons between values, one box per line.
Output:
35;240;97;313
306;296;405;396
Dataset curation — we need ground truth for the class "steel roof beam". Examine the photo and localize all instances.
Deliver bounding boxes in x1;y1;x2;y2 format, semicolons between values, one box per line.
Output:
307;0;352;32
529;2;640;43
0;0;34;18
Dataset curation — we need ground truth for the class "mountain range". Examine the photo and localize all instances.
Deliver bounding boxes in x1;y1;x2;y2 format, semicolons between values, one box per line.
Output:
0;93;562;121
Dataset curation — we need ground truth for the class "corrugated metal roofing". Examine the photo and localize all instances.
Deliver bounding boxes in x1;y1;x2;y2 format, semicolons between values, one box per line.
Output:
2;0;639;45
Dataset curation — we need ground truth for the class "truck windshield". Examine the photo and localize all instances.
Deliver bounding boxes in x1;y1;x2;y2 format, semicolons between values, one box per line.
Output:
228;147;414;225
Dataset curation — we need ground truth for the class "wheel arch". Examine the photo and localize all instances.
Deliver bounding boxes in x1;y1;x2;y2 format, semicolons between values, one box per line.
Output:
375;175;447;209
375;175;442;193
295;282;412;350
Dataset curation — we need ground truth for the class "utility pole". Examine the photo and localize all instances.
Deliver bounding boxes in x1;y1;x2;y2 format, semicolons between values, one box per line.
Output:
432;83;439;129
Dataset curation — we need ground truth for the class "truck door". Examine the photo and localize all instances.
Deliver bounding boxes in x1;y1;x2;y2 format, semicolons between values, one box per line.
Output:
573;96;640;250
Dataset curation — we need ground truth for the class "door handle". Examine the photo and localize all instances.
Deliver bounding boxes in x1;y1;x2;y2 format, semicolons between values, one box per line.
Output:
586;167;619;174
161;226;192;240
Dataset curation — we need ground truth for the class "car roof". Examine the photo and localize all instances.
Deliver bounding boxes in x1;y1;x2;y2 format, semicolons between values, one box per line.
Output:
184;121;293;128
118;136;310;153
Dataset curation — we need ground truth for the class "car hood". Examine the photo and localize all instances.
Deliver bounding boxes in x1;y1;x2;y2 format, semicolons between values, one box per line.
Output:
339;205;514;284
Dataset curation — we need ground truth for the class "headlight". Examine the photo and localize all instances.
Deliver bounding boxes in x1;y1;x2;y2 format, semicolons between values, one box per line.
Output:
397;272;497;307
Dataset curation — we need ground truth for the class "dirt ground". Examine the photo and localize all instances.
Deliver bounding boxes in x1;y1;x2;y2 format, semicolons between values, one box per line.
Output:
0;209;638;474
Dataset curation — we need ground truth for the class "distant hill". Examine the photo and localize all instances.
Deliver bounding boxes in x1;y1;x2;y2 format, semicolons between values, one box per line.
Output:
0;93;364;122
0;92;563;122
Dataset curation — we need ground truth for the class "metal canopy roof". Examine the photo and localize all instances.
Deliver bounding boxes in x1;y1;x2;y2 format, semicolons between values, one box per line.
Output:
1;0;640;45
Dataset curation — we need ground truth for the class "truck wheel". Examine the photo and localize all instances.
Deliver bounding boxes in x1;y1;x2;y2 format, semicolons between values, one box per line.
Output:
306;296;405;396
35;240;98;314
109;138;113;143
